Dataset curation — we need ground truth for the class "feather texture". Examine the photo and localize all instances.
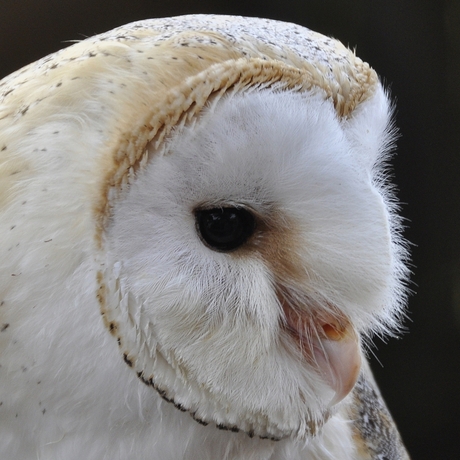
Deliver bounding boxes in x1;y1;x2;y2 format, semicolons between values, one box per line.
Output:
0;15;409;459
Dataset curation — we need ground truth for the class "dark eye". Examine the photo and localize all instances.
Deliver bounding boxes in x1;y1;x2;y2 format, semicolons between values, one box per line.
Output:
195;207;256;252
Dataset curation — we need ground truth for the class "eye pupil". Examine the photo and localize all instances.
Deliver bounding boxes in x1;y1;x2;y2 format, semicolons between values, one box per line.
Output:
196;207;255;251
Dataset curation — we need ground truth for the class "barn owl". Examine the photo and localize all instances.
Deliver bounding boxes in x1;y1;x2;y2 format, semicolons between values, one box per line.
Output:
0;14;410;460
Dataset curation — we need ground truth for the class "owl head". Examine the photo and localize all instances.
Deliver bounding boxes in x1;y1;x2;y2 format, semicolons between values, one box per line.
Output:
88;17;409;441
1;15;409;443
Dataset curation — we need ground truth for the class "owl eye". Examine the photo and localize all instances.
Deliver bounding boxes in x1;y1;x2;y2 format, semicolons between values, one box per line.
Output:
195;207;256;251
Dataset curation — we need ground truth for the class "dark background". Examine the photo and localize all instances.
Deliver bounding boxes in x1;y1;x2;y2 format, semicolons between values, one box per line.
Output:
1;1;458;459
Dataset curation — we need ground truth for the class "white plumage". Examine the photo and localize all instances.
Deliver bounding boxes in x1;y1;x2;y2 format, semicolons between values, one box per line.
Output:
0;15;410;459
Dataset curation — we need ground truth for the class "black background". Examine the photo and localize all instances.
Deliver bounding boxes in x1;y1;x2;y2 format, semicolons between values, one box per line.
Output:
2;1;459;459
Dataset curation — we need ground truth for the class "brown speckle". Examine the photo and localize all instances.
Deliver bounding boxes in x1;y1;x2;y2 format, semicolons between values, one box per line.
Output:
1;323;9;332
123;353;133;367
96;280;105;306
1;145;6;151
191;413;209;426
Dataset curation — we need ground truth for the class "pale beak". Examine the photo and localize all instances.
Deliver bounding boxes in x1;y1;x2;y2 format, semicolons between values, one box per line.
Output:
280;296;361;407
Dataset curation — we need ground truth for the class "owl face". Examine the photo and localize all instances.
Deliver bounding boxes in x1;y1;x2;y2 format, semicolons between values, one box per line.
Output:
103;87;403;440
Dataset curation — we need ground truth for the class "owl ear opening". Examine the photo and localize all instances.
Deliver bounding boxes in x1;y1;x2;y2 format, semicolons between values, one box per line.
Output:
341;84;396;173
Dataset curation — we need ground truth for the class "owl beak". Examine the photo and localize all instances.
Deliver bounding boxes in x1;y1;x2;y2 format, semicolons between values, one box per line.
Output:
280;297;361;407
312;316;361;406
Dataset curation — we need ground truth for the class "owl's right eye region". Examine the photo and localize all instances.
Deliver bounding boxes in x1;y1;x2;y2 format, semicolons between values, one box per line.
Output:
195;207;255;252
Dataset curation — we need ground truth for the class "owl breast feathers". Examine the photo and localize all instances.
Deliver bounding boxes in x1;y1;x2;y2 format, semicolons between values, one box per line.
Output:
0;14;410;460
